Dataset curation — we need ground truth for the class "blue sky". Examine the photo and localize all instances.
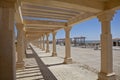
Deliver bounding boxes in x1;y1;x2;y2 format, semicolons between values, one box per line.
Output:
49;10;120;40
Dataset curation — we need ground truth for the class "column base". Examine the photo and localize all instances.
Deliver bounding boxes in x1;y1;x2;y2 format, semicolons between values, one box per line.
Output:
63;57;72;64
52;52;57;56
16;61;25;70
98;72;116;80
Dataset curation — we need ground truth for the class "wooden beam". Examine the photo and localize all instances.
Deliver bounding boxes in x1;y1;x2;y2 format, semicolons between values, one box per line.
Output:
22;7;78;16
25;28;53;32
25;24;64;28
25;25;63;28
22;10;73;18
26;32;43;34
22;1;82;14
26;34;41;36
21;0;104;13
26;27;56;30
105;0;120;10
23;14;69;21
24;20;67;26
26;35;40;39
27;27;62;32
26;24;65;28
26;27;58;31
52;0;104;12
68;13;95;26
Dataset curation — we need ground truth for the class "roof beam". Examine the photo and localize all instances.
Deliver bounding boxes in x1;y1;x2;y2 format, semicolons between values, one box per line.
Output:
105;0;120;10
24;20;67;27
68;13;95;26
22;10;73;18
25;25;63;28
23;14;69;21
25;28;53;32
53;0;104;13
26;32;42;34
22;7;78;16
25;24;64;28
22;0;104;13
26;27;56;30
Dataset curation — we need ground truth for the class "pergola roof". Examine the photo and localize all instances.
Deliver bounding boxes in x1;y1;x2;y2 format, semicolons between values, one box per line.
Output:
15;0;120;38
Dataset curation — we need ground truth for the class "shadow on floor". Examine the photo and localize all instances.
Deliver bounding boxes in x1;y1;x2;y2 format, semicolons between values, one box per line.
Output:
46;63;63;67
17;45;58;80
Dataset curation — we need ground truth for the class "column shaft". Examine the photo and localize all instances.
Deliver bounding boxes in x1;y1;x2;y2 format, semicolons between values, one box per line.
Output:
0;4;16;80
46;33;50;53
52;32;57;56
23;31;26;58
42;35;45;51
97;11;116;80
16;23;25;69
39;37;42;49
64;27;72;64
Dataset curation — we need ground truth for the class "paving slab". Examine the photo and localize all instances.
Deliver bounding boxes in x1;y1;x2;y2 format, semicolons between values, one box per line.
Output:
16;44;98;80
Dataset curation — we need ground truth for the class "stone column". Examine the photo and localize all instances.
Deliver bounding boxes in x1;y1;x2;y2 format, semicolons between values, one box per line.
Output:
64;27;72;64
16;23;25;69
24;39;27;50
46;33;50;53
0;1;16;80
97;11;116;80
23;30;26;58
24;33;28;50
39;36;42;49
52;32;57;56
42;34;45;51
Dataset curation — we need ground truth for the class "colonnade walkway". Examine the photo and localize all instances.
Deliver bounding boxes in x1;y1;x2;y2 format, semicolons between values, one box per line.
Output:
16;44;97;80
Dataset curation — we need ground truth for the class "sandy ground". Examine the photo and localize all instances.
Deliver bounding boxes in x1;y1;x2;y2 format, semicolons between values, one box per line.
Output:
16;44;120;80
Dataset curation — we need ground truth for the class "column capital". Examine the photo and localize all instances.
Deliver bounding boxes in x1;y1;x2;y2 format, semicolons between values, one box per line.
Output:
64;27;72;32
0;0;16;8
97;11;115;22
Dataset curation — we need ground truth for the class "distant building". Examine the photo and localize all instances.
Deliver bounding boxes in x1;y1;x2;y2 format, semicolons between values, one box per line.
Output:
113;38;120;46
73;37;86;46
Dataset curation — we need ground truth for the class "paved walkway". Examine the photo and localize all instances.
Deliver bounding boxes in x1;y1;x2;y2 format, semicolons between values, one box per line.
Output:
49;44;120;80
16;44;97;80
50;45;120;80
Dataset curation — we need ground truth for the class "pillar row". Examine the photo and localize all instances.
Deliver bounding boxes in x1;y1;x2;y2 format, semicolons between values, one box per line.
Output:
64;27;72;64
97;11;116;80
42;34;45;51
46;33;50;53
52;32;57;56
16;23;25;70
39;37;42;49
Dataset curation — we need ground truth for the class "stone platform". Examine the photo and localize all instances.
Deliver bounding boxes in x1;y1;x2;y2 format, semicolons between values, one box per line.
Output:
16;45;97;80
